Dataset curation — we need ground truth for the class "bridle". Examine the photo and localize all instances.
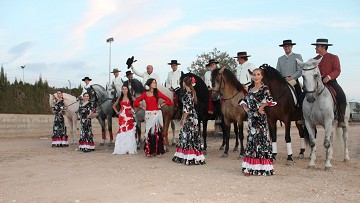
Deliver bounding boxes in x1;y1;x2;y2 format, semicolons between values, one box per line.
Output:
212;73;241;101
88;86;111;107
302;66;326;95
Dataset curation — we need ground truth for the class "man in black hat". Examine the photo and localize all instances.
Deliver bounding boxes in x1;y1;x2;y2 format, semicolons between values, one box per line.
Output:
234;52;256;90
125;70;134;80
204;59;219;89
312;38;346;127
79;76;92;100
276;39;303;99
165;60;182;90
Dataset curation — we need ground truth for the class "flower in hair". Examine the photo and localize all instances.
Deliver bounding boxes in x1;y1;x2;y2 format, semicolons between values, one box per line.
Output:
144;85;150;90
191;77;196;86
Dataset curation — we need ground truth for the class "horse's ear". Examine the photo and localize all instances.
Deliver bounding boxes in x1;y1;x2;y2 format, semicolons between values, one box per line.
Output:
313;58;322;66
296;58;304;68
219;67;225;74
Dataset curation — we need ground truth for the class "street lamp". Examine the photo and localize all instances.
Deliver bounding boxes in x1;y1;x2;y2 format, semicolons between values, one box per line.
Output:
106;37;114;86
21;65;25;82
68;80;71;95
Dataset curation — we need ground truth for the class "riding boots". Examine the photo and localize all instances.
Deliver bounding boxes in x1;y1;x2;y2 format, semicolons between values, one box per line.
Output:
337;104;346;128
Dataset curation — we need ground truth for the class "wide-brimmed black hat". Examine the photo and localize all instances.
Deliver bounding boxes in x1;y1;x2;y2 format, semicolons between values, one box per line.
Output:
234;52;251;58
311;38;333;46
206;59;219;66
111;68;121;73
168;60;181;65
125;70;133;76
81;76;92;81
126;56;137;69
279;39;296;47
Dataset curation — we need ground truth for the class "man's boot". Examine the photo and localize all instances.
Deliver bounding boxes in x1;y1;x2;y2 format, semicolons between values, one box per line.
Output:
337;104;346;128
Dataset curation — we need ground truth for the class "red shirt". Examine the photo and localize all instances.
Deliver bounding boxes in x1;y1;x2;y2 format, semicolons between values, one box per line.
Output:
314;53;341;80
134;91;172;110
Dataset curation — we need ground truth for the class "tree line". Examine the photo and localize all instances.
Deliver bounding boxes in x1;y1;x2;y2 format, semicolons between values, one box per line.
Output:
0;66;81;114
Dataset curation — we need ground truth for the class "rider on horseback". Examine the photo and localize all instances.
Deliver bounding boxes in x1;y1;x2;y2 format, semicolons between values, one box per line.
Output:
276;39;303;103
311;38;347;128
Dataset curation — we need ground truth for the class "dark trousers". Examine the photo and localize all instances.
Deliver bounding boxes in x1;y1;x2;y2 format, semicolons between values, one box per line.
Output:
327;79;346;121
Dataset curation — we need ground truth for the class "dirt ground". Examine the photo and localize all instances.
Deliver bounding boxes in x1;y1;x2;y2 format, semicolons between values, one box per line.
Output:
0;123;360;203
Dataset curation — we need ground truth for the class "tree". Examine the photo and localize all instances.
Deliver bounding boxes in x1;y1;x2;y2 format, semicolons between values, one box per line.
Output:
187;48;237;79
354;102;360;113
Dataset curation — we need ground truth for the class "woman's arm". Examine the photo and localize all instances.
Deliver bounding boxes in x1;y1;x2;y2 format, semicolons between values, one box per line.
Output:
112;98;120;115
158;91;172;106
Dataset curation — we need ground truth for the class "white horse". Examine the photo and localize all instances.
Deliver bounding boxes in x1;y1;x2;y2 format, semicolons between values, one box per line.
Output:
49;93;79;144
297;58;350;171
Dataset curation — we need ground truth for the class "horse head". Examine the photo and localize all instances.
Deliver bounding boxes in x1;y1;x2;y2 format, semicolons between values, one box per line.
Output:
88;84;109;107
297;58;323;103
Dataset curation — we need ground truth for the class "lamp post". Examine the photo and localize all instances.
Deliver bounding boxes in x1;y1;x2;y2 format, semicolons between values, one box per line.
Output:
106;37;114;86
21;65;25;82
68;80;71;94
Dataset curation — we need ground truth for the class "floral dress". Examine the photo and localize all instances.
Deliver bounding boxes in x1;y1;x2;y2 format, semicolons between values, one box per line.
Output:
241;85;274;176
51;100;69;147
78;102;95;152
172;91;205;165
113;101;137;154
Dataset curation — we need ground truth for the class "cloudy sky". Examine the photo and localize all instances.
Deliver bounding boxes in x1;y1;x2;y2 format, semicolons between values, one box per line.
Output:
1;0;360;101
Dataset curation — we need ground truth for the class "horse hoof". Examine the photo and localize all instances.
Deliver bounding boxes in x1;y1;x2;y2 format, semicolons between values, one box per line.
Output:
100;143;105;146
307;165;315;169
233;147;239;152
221;153;228;158
324;167;331;172
171;143;176;146
219;146;225;150
237;155;243;160
285;160;294;166
298;154;304;159
165;148;169;152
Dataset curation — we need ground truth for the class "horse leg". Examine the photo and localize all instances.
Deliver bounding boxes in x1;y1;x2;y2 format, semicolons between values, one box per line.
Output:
97;117;106;146
221;122;230;158
136;123;141;150
233;122;239;152
324;121;333;171
284;120;294;165
268;120;277;160
108;117;113;146
202;119;208;155
72;118;77;145
171;120;176;146
162;115;171;152
237;122;244;160
296;123;306;158
342;125;350;162
305;122;317;169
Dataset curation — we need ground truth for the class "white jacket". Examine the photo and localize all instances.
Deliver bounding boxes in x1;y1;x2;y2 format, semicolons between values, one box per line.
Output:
165;69;181;89
236;61;256;87
132;67;160;84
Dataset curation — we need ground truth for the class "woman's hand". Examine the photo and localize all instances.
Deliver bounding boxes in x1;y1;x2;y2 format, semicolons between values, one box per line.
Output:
241;104;249;113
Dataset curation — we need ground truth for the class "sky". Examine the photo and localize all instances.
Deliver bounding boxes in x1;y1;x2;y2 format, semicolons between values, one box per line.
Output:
1;0;360;101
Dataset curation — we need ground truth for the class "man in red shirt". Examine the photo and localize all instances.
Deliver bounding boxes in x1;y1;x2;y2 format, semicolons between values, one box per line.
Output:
312;38;346;127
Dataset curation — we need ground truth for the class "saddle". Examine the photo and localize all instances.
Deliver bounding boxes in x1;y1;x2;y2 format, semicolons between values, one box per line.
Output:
325;84;337;102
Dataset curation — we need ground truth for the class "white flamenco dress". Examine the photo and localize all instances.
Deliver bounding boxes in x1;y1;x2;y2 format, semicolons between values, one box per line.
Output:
113;101;137;155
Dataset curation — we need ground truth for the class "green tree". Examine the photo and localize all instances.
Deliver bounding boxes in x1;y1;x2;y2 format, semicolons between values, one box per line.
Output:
187;48;238;79
354;102;360;113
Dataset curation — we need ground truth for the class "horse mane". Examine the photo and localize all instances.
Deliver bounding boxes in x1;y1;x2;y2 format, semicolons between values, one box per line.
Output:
260;64;288;87
180;72;208;102
123;78;145;94
212;68;244;92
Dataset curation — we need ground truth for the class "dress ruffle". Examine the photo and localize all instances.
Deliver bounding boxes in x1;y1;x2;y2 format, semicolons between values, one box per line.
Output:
113;126;137;155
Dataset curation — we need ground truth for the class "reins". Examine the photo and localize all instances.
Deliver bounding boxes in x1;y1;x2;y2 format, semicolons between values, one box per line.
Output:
302;67;326;96
213;74;241;101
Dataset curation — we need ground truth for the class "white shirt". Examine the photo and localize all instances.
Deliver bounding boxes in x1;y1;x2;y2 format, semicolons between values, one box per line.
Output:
132;67;160;84
236;61;256;87
80;83;91;97
166;69;182;89
204;70;212;88
109;76;123;96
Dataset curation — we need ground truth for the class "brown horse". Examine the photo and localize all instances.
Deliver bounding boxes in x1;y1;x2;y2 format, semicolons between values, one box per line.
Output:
211;67;247;158
260;64;305;164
